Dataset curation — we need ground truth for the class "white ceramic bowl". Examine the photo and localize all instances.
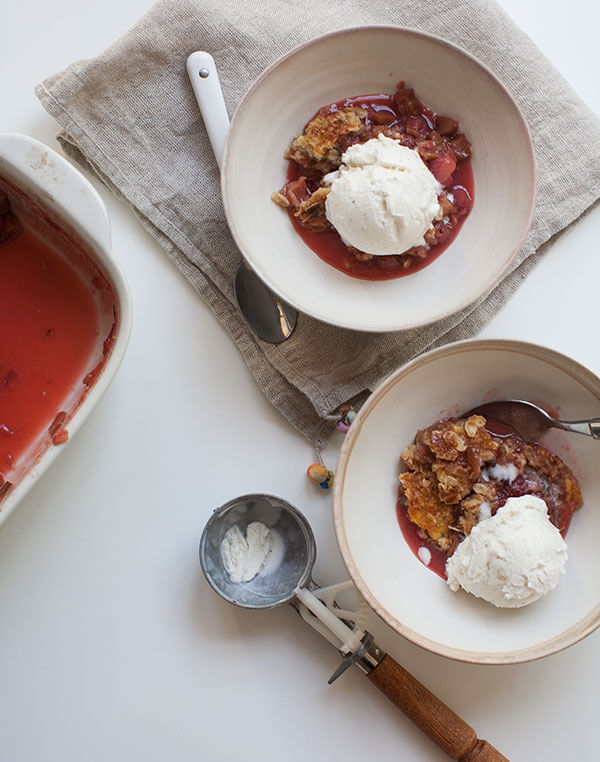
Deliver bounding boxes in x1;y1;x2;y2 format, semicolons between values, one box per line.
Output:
223;27;536;332
0;133;132;526
333;340;600;663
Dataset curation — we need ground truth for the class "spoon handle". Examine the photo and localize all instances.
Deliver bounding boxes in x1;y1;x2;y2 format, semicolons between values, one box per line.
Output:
186;51;230;168
367;655;508;760
558;418;600;439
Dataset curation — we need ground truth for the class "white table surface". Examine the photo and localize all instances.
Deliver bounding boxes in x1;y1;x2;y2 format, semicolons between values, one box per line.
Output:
1;2;599;760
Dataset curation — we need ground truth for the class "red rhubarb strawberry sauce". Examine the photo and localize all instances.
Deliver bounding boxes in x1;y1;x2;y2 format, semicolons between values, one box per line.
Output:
277;84;474;281
0;182;117;501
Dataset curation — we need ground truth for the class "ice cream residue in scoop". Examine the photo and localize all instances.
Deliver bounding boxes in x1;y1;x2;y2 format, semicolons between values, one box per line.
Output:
221;522;273;583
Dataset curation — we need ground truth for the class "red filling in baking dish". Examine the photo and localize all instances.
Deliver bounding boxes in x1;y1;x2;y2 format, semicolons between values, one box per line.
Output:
0;185;117;503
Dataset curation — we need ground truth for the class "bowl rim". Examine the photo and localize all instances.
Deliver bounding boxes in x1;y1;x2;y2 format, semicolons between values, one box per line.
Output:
221;25;538;333
333;338;600;664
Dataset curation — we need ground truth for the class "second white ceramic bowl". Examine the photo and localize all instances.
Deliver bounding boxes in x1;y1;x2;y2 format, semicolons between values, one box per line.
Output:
223;27;536;332
334;340;600;663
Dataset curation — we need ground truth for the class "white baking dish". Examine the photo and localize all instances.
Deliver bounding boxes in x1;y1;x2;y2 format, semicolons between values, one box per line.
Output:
0;133;132;526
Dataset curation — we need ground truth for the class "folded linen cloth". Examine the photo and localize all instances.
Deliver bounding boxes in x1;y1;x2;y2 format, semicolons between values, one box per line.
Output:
36;0;600;446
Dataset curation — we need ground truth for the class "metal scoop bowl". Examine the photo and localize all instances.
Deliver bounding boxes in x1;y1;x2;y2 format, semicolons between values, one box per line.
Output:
200;493;315;609
200;493;507;762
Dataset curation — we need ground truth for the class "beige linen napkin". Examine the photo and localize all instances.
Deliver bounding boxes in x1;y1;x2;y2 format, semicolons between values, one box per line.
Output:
36;0;600;446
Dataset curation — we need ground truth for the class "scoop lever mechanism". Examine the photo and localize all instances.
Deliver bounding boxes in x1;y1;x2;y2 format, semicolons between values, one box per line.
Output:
292;581;378;683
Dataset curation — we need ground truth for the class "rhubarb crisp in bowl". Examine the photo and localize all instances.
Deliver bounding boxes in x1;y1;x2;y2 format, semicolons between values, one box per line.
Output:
271;82;474;280
222;26;536;332
399;415;581;558
397;414;581;610
333;340;600;664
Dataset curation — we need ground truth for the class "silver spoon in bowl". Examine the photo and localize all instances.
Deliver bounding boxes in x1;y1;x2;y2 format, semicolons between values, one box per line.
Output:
186;52;297;344
469;399;600;442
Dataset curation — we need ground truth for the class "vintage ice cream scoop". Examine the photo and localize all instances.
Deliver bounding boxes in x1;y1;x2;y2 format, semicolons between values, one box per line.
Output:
470;399;600;442
186;51;297;344
200;493;507;761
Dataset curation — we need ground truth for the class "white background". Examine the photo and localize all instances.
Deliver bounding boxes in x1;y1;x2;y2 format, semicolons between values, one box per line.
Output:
1;2;599;760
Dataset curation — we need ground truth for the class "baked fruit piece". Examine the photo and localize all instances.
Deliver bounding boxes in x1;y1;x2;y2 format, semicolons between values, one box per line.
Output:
283;107;367;172
398;415;582;554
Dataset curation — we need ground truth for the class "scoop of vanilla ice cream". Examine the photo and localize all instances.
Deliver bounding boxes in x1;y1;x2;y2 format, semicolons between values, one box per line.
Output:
324;134;442;256
446;495;568;608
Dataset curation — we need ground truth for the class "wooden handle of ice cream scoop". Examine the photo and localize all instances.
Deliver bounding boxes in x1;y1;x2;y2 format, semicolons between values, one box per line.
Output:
367;655;509;761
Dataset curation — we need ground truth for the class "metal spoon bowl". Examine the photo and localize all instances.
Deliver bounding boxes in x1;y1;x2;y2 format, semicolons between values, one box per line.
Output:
200;493;315;609
234;263;297;344
470;399;600;442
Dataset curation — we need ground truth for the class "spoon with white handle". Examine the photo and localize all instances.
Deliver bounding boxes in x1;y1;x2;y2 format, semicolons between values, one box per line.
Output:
186;51;297;344
470;399;600;442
